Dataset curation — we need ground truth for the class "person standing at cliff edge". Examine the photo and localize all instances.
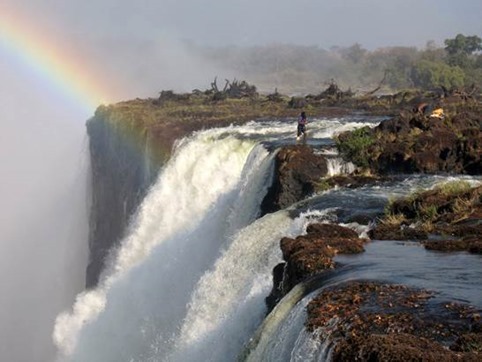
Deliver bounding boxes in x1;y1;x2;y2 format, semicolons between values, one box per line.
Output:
297;111;307;140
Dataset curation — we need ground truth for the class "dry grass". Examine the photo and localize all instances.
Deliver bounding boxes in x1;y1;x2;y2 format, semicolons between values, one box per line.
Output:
381;211;407;226
434;180;472;196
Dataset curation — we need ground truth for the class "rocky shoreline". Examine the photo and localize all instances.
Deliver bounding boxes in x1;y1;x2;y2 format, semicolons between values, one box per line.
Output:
260;176;481;358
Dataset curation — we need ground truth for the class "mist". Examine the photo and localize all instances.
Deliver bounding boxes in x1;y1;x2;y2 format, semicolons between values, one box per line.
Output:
0;57;91;361
0;1;480;361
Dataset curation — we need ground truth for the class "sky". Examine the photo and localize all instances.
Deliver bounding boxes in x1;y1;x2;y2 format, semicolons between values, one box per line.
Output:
2;1;481;100
0;1;480;361
3;1;482;49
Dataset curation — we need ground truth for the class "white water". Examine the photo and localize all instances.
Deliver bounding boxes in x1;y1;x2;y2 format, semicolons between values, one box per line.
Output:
168;210;294;360
0;60;91;361
53;118;382;361
53;123;308;361
326;157;355;177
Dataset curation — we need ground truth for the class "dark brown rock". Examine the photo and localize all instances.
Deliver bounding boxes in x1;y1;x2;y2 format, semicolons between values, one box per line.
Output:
338;111;482;175
451;333;482;353
306;281;481;362
260;145;328;214
424;236;482;254
266;223;366;312
334;334;455;362
306;223;359;239
265;263;286;312
320;173;389;191
369;224;428;240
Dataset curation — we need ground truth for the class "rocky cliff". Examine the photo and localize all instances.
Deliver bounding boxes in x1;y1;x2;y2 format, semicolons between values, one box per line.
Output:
84;94;303;288
86;111;157;288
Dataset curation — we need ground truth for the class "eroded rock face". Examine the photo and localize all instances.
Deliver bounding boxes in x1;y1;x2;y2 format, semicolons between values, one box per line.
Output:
382;112;481;174
85;110;242;287
86;117;155;288
260;145;329;214
265;223;366;312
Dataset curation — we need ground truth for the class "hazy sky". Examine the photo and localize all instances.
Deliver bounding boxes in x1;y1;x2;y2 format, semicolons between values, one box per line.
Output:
3;0;481;100
3;0;482;49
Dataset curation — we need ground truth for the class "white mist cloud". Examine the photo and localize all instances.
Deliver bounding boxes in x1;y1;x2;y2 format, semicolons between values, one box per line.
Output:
0;54;90;362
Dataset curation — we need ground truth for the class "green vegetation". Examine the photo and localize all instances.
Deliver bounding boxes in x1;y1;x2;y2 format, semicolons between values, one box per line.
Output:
411;60;465;89
315;179;332;193
417;204;439;222
195;34;482;93
445;34;482;68
335;127;374;168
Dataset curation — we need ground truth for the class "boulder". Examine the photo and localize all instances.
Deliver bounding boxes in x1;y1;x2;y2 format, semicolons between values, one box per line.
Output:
265;223;366;312
261;145;328;214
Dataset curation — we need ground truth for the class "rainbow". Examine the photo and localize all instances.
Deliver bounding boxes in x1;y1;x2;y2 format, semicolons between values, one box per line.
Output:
0;10;111;113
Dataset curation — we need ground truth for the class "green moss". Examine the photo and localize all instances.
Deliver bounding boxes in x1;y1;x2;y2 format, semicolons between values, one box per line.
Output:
315;179;333;192
336;126;375;168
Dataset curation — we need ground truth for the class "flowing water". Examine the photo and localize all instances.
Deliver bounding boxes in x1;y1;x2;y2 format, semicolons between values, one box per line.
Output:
54;117;481;362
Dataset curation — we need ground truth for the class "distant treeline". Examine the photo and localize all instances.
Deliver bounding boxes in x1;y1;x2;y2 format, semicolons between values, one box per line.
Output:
190;34;482;95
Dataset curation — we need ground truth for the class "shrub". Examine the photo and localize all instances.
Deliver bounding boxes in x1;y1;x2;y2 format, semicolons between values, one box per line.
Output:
336;126;374;168
411;60;465;89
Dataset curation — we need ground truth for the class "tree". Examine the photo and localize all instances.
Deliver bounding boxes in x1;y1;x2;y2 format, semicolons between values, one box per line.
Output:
420;41;445;62
411;60;465;89
341;43;367;64
444;34;482;68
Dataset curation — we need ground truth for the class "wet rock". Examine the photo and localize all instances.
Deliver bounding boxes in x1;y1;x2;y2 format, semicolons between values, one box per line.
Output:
260;145;329;214
376;115;412;135
369;224;428;240
318;173;389;191
424;236;482;254
306;281;481;361
306;223;359;239
335;333;482;362
334;334;454;362
266;223;366;312
451;333;482;353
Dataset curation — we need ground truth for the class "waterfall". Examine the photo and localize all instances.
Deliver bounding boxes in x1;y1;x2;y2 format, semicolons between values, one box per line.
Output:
326;156;355;177
53;117;385;362
53;128;278;361
166;211;292;361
